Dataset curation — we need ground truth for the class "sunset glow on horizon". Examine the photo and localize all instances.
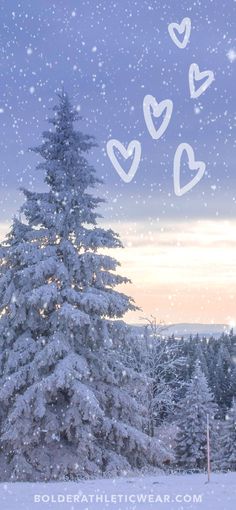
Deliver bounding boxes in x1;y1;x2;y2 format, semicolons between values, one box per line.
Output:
102;219;236;326
1;218;235;327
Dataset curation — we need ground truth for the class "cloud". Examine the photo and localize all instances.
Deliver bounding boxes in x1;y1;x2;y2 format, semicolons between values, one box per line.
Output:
0;223;10;241
100;218;236;324
1;217;236;325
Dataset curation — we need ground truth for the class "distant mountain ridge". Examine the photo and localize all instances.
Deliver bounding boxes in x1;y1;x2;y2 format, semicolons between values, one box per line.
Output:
161;323;230;339
131;323;230;339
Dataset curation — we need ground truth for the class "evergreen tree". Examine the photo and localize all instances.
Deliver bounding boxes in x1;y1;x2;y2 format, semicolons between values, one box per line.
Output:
175;362;218;471
0;93;166;481
213;342;232;417
220;399;236;471
194;339;209;381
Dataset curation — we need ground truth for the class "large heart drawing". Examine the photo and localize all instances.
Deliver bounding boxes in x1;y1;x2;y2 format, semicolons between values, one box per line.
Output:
143;95;173;140
168;17;191;49
106;139;141;183
189;63;214;99
174;143;206;197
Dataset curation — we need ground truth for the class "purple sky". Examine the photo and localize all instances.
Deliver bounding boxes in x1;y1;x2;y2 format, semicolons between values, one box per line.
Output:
0;0;235;223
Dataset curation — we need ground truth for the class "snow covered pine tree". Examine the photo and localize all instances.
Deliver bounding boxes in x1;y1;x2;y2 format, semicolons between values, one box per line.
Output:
175;362;218;471
220;398;236;471
0;93;167;481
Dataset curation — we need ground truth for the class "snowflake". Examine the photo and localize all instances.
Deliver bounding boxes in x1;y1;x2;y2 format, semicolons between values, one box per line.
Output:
226;49;236;63
194;106;201;115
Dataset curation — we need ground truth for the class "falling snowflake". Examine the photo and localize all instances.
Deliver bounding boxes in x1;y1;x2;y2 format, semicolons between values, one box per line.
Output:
226;48;236;63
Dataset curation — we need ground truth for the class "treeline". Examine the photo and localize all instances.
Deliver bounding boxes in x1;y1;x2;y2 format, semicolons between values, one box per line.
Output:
114;321;236;472
164;330;236;418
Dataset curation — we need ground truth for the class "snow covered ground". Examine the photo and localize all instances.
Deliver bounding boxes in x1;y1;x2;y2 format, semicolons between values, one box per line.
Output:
0;472;235;510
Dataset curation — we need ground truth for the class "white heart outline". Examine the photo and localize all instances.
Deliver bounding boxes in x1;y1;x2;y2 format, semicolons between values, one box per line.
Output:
189;63;214;99
174;143;206;197
106;139;141;183
143;95;173;140
168;17;191;49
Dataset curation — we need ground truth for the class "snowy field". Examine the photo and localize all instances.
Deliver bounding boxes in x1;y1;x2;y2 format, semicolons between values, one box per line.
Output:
0;472;235;510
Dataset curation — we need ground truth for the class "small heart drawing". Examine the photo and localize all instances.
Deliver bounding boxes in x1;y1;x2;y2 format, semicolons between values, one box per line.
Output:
189;63;214;99
143;95;173;140
106;139;141;183
168;17;191;49
174;143;206;197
